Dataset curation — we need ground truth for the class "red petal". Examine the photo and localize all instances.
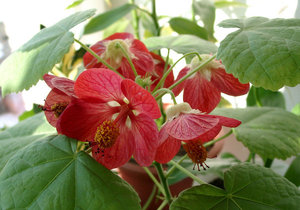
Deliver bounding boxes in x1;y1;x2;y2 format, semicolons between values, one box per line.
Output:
43;74;75;96
198;124;222;143
165;113;219;141
130;39;154;73
75;68;124;103
44;88;71;127
131;113;159;166
105;32;134;40
121;79;161;119
57;99;116;142
210;115;241;127
93;125;135;169
172;67;189;96
211;68;249;96
43;74;56;88
183;73;221;113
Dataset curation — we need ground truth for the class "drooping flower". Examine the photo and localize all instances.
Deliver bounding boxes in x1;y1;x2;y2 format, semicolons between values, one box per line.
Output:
57;68;161;169
155;102;241;169
41;74;75;127
173;54;250;113
83;32;154;80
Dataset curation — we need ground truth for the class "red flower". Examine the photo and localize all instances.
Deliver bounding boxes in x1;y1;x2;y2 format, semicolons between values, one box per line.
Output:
57;68;161;169
42;74;75;127
173;54;249;113
149;52;174;91
155;103;241;167
83;32;154;80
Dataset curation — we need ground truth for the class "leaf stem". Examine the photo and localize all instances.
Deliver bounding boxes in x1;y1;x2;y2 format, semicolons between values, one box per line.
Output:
143;166;166;196
129;0;140;39
157;200;168;210
153;88;177;104
142;185;157;210
115;42;138;78
203;129;233;148
264;158;273;168
166;154;188;178
151;0;160;36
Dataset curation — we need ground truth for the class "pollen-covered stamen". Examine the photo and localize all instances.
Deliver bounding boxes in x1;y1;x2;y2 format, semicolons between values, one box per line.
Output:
94;120;120;149
51;102;69;118
183;140;209;171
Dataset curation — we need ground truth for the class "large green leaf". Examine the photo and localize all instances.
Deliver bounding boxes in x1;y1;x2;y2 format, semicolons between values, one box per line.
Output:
212;107;300;159
0;135;141;209
169;17;208;40
84;4;136;35
214;1;247;8
246;86;286;109
0;10;95;96
193;0;216;41
171;163;300;210
217;17;300;91
0;113;55;171
144;35;217;55
285;155;300;187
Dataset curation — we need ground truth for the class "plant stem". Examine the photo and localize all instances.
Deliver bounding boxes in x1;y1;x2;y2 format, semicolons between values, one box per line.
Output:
142;185;157;210
152;52;201;93
203;129;233;148
153;162;172;205
116;42;138;77
169;160;206;185
253;87;262;107
264;158;273;168
191;0;196;22
129;0;140;39
151;0;160;36
166;154;188;178
157;200;168;210
153;88;177;104
143;167;166;196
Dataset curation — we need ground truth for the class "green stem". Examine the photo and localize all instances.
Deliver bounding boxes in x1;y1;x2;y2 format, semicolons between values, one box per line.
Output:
151;0;160;36
191;0;196;22
153;88;177;104
152;52;201;94
169;160;206;185
157;200;168;210
116;42;138;78
203;129;233;148
156;54;216;100
264;158;273;168
153;162;172;205
253;87;263;107
143;167;166;196
142;185;157;210
166;154;188;178
129;0;140;39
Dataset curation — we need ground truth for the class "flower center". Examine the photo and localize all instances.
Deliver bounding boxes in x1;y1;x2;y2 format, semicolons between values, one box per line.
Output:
183;140;209;171
50;102;69;118
102;39;133;68
94;120;120;149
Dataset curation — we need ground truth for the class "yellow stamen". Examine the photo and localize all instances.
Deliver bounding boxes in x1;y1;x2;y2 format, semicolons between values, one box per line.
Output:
183;140;209;171
94;120;120;149
51;102;69;118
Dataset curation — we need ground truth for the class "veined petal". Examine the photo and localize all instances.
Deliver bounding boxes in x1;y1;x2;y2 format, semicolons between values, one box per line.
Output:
121;79;161;119
165;113;219;141
105;32;134;40
131;113;159;166
211;115;241;127
75;68;124;102
211;68;250;96
51;77;75;97
57;99;115;142
43;74;56;88
93;125;135;169
83;41;106;69
155;128;181;164
172;67;189;96
130;39;154;73
183;73;220;113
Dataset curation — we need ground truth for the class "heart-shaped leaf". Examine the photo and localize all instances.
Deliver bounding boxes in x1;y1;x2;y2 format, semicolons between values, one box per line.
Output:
0;135;141;209
285;155;300;187
212;107;300;159
0;9;95;96
217;17;300;91
171;163;300;210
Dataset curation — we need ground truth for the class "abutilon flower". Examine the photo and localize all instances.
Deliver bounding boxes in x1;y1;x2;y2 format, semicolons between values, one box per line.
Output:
149;52;174;91
41;74;75;127
155;102;241;170
173;54;250;113
83;32;154;80
56;68;161;169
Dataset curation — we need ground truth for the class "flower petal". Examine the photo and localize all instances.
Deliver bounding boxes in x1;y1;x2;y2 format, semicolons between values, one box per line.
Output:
183;73;221;113
43;74;75;96
131;113;159;166
93;125;135;169
165;113;219;141
121;79;161;119
155;127;181;164
43;74;56;88
211;115;241;127
75;68;124;103
57;99;116;142
211;68;250;96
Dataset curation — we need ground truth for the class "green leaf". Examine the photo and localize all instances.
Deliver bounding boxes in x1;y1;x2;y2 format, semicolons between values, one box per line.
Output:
0;135;141;209
169;17;208;40
84;4;136;35
214;1;247;8
0;10;95;96
19;104;42;121
193;0;216;41
212;107;300;159
285;155;300;186
217;17;300;91
0;113;55;171
246;86;286;109
292;103;300;116
171;163;300;210
66;0;84;9
144;35;217;55
103;18;130;38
